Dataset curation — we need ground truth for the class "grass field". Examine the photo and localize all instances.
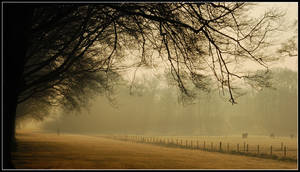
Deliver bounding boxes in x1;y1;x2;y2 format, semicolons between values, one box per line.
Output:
12;130;297;169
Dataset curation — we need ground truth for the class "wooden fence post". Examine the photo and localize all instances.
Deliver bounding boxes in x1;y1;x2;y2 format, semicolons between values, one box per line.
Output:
243;142;246;152
257;145;259;154
270;145;272;156
227;143;229;152
284;146;287;157
246;144;248;153
219;142;222;151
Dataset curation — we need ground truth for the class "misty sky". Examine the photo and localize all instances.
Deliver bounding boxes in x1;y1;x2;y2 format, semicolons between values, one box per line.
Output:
247;2;298;71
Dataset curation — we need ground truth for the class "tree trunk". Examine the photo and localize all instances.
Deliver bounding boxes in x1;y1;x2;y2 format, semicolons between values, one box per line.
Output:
3;4;34;169
3;92;18;169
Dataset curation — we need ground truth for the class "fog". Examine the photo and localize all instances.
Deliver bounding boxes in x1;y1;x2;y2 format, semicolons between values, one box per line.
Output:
38;67;297;137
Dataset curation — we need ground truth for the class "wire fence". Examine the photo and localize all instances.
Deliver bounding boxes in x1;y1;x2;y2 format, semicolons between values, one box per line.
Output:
103;135;297;162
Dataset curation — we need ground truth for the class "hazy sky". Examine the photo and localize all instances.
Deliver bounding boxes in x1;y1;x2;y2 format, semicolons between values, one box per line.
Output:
254;2;297;21
252;2;298;44
246;2;298;72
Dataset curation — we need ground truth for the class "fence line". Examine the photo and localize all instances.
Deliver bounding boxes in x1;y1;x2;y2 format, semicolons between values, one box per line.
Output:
104;135;295;161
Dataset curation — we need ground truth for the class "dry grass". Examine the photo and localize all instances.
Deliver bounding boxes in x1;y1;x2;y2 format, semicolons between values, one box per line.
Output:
12;130;297;169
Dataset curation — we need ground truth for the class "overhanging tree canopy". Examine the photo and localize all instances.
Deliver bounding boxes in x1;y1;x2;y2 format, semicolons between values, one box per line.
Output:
17;3;284;118
4;2;287;133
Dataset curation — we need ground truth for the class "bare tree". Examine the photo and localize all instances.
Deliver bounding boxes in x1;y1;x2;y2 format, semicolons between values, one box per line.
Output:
3;2;284;168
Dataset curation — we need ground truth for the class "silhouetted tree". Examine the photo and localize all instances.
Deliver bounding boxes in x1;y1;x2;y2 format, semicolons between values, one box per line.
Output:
3;2;284;168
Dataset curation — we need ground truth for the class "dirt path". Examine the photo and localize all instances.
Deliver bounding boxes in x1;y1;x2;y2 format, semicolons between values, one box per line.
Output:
12;131;297;169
